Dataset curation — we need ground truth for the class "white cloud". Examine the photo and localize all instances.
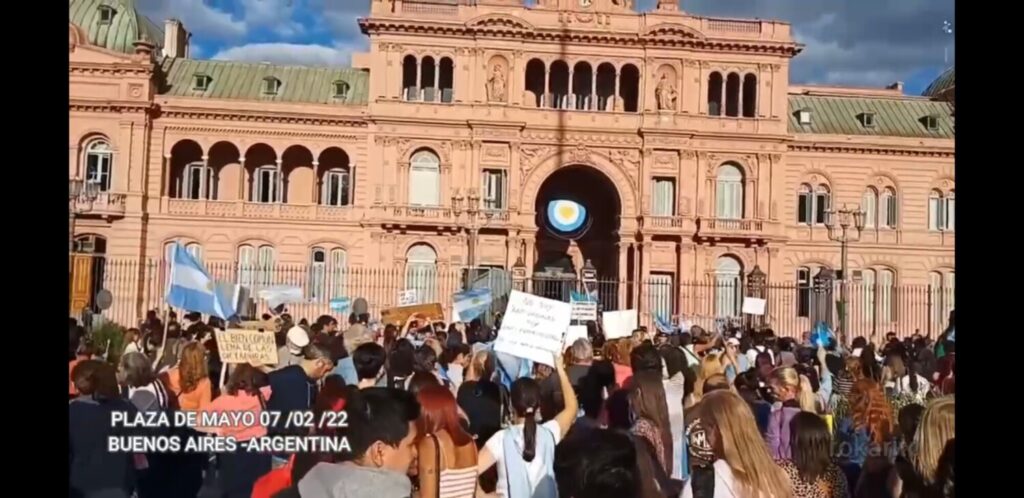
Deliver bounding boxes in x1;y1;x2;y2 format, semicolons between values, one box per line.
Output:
239;0;303;38
136;0;246;40
212;42;357;67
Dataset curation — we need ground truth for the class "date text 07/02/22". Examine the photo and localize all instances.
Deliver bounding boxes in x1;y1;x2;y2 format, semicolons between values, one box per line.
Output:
110;410;349;430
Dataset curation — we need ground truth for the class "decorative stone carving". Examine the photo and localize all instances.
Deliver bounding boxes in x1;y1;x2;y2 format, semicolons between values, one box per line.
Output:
568;144;589;163
486;58;508;103
608;149;640;170
681;150;696;160
770;154;782;162
655;153;673;165
654;73;678;111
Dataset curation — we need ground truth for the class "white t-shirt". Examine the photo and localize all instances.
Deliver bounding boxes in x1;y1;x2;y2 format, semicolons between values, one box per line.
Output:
483;419;562;497
682;460;739;498
887;374;932;397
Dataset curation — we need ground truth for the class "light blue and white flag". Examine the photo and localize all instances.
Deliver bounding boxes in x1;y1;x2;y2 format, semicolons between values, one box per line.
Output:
165;243;235;319
654;313;675;334
570;290;597;303
453;288;493;322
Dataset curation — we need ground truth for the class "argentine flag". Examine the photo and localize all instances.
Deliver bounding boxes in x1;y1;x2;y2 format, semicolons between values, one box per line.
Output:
654;314;675;334
453;288;492;322
166;243;235;319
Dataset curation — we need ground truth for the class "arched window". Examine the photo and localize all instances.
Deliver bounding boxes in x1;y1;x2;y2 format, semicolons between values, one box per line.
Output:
308;246;349;301
862;188;878;229
930;270;955;330
796;264;832;318
439;57;454;103
742;74;757;117
402;55;418;101
725;73;741;117
548;61;570;109
525;59;546;108
409;149;440;206
619;64;640;113
405;244;438;304
929;189;954;231
252;165;279;203
707;72;723;116
237;244;275;289
714;255;743;317
861;269;876;323
321;168;350;206
880;187;897;229
421;56;437;102
85;139;113;192
716;164;744;219
797;183;829;225
185;243;203;263
181;161;215;200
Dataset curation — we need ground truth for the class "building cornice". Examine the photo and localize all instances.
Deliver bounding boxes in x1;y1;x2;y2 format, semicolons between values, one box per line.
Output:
69;63;153;77
158;106;368;128
788;142;954;158
69;99;154;114
158;124;364;142
360;19;801;56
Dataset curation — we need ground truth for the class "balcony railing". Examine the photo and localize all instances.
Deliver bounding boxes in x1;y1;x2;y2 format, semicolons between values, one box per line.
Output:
161;199;518;226
76;192;127;218
165;199;358;222
648;215;685;229
697;217;766;237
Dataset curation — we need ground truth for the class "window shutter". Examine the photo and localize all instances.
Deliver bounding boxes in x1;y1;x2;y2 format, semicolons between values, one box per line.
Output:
862;191;877;228
797;192;809;224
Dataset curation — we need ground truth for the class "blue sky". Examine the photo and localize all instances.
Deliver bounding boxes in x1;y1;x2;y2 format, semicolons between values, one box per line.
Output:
136;0;954;95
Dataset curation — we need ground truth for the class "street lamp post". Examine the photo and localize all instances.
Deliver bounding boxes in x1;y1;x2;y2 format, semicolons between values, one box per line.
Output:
825;203;866;345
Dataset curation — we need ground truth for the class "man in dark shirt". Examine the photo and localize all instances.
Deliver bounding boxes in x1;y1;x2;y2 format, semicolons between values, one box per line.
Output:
267;343;335;441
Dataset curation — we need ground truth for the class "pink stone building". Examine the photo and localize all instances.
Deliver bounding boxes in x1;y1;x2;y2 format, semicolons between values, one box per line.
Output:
69;0;954;336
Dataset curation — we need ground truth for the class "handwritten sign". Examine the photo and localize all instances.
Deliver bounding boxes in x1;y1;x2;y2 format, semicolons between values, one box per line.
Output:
602;309;637;340
494;290;572;367
571;301;598;321
379;303;445;327
564;325;589;348
742;297;767;316
398;289;418;306
215;329;278;365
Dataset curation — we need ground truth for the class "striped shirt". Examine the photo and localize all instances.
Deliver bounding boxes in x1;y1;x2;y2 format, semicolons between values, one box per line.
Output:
438;466;478;498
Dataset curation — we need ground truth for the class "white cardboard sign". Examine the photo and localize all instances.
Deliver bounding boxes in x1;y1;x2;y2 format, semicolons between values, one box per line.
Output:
602;309;638;340
564;325;589;348
742;297;767;316
494;290;572;367
571;301;598;321
398;289;418;306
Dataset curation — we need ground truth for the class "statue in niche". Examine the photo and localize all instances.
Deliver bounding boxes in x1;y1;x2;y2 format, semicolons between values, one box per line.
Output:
655;73;677;111
486;63;507;102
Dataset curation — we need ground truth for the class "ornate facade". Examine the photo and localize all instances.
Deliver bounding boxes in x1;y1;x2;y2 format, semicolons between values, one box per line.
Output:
69;0;954;331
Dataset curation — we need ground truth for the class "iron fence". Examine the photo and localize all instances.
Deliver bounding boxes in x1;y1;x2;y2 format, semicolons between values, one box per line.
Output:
71;256;954;339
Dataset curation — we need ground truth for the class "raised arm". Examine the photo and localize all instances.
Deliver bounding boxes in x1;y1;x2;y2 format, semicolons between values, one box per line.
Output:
552;353;579;437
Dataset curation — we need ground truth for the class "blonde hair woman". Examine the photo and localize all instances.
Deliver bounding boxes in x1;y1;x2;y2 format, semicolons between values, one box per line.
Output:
694;352;726;400
765;366;816;460
888;396;955;497
682;390;793;498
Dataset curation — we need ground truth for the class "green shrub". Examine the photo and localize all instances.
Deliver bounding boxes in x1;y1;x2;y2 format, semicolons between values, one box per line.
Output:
90;322;125;365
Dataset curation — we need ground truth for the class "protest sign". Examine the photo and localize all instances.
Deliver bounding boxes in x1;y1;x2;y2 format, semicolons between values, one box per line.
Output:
398;289;418;306
215;329;278;365
379;302;445;326
257;285;305;309
570;301;598;321
494;290;572;367
602;309;637;340
564;325;589;347
742;297;767;316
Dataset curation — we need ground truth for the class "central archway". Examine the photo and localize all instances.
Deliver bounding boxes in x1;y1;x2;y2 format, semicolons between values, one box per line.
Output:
533;165;622;300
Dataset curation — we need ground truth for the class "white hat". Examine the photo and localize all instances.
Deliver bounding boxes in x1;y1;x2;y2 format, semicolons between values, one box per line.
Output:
287;326;310;349
852;347;863;358
726;337;740;347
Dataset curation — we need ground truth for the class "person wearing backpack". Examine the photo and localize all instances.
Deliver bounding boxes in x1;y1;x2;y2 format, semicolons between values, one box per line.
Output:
477;353;578;498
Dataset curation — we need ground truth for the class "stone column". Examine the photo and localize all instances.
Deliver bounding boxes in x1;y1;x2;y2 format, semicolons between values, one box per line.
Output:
590;70;597;110
238;158;246;201
416;59;422;100
544;67;551;108
200;155;209;200
614;70;621;112
720;77;727;115
311;160;320;203
275;158;283;203
618;241;629;309
433;59;440;102
568;67;575;110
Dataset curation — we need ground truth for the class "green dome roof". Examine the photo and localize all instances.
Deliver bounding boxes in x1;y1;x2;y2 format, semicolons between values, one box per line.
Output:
923;66;954;98
69;0;164;54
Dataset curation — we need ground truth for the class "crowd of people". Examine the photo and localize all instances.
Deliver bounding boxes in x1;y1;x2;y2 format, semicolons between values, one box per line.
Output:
69;297;956;498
